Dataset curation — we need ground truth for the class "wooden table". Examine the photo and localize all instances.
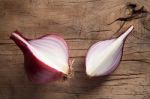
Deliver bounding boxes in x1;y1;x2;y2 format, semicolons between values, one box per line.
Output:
0;0;150;99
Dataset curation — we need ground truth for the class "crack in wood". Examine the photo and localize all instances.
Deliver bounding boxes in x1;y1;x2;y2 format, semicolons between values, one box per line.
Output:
65;38;100;40
144;26;150;31
108;3;149;25
66;0;101;4
124;51;150;55
89;30;111;33
111;73;148;76
122;59;150;64
105;77;140;81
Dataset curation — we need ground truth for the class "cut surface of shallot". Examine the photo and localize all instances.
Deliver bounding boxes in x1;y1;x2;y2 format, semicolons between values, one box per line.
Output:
10;32;70;83
86;26;134;77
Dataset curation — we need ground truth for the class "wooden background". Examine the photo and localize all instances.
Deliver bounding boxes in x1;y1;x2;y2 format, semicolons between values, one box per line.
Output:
0;0;150;99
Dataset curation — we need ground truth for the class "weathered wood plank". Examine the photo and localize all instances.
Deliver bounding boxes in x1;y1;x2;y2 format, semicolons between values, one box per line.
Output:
0;0;150;99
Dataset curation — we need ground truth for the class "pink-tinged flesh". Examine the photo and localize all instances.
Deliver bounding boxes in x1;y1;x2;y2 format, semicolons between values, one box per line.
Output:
10;32;69;84
86;25;134;77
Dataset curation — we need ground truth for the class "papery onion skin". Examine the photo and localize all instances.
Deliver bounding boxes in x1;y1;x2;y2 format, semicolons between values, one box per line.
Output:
10;31;69;84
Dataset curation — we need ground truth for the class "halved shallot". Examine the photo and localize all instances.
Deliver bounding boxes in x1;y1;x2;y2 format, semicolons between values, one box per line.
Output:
10;31;71;84
86;26;134;77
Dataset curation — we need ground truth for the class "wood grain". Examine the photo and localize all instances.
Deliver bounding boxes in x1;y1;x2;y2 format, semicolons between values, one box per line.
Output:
0;0;150;99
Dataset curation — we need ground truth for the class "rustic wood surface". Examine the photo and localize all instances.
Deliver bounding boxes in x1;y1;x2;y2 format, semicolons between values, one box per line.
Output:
0;0;150;99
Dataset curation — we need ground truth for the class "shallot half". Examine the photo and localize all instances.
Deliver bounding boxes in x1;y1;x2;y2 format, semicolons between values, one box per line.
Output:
10;31;70;84
86;25;134;77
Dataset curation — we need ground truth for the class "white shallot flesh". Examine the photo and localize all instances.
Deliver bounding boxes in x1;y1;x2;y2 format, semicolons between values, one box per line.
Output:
10;31;71;84
86;26;134;77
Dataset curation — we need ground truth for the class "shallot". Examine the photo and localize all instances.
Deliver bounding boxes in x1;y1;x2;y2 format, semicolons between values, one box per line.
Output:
86;26;134;77
10;31;70;84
